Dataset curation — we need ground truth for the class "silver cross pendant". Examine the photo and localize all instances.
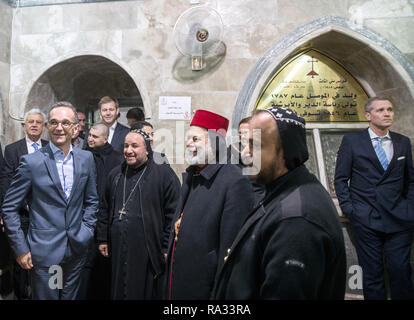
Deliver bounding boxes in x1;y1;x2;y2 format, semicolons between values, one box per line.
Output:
118;208;127;221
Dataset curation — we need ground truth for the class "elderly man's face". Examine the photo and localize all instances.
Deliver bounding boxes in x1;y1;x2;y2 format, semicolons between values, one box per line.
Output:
124;132;148;168
244;112;287;185
24;113;45;141
185;125;212;167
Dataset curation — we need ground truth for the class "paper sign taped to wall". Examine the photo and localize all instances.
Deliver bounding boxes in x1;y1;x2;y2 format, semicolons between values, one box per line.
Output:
159;96;191;120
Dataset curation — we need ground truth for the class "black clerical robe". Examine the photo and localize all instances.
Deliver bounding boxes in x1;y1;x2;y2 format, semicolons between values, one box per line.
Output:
111;163;150;299
97;159;180;300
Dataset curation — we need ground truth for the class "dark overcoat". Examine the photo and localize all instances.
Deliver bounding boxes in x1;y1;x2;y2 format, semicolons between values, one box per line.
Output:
212;165;347;299
166;163;255;300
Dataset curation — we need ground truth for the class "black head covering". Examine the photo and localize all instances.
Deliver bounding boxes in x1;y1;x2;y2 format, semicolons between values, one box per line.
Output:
129;128;153;159
264;107;309;170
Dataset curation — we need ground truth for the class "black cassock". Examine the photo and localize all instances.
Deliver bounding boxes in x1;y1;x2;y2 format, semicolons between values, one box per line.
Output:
110;164;153;300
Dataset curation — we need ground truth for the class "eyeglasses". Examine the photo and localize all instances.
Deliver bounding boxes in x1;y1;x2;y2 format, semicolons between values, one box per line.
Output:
48;120;76;128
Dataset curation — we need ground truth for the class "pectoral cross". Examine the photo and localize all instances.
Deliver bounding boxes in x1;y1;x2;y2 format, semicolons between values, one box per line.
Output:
118;208;127;221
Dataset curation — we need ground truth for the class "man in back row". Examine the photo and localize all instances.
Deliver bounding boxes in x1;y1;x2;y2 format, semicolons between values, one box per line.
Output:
80;122;123;299
84;96;129;154
0;108;49;300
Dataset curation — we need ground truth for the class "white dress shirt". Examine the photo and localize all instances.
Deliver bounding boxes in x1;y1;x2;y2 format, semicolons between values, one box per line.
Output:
49;142;74;199
25;137;42;154
368;127;394;163
108;122;118;144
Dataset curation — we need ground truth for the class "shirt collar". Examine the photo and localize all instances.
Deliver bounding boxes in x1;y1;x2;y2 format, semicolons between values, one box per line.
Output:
49;141;73;157
26;136;41;145
110;121;118;130
368;127;391;141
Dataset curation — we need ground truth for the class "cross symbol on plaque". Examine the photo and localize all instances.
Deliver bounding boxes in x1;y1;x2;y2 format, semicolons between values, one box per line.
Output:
118;208;127;221
307;56;319;78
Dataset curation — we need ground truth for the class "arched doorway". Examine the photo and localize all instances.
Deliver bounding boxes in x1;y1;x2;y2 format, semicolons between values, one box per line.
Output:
233;17;414;300
25;55;143;128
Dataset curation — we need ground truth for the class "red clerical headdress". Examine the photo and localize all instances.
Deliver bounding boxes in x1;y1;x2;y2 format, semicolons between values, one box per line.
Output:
190;109;229;136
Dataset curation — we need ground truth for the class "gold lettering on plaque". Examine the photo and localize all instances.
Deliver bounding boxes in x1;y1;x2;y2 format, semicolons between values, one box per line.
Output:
255;49;369;123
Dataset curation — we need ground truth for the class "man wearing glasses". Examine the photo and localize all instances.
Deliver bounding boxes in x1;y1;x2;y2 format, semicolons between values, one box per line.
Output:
0;108;48;300
1;101;99;300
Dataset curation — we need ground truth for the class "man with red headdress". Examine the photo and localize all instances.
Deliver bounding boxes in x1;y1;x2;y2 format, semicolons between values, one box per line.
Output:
165;109;255;300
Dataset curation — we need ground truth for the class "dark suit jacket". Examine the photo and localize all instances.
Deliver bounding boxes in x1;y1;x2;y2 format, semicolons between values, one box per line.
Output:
0;143;12;267
110;122;130;154
2;144;99;266
0;138;48;219
334;128;414;233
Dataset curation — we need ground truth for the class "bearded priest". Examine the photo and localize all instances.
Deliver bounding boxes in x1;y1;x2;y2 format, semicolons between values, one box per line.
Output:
165;109;255;300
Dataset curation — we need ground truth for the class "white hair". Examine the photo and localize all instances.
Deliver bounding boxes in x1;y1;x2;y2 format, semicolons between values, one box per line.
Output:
24;108;47;123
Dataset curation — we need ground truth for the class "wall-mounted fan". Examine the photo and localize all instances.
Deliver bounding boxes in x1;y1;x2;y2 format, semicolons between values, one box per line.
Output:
173;6;224;71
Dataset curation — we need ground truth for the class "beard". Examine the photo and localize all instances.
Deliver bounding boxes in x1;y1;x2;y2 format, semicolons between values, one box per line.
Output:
185;145;213;166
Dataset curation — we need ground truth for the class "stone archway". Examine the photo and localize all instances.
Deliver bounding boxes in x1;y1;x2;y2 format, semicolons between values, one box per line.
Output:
25;55;143;121
232;16;414;140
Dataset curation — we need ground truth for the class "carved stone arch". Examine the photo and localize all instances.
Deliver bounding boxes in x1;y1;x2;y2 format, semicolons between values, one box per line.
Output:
25;54;149;120
232;16;414;137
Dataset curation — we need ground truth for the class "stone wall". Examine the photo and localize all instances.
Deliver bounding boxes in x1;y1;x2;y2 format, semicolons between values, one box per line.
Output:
5;0;414;174
0;1;12;149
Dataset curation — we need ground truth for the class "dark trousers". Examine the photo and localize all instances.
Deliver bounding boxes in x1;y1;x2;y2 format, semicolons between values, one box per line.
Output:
30;244;86;300
78;241;111;300
351;221;414;300
13;262;30;299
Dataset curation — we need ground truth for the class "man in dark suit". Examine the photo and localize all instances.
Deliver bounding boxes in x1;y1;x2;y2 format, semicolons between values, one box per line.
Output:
2;101;99;300
0;143;13;297
335;96;414;300
0;108;48;300
96;96;129;154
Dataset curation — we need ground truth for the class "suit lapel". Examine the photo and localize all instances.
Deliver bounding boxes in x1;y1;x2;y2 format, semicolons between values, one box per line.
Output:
43;145;67;202
111;123;120;147
67;148;81;204
18;138;28;157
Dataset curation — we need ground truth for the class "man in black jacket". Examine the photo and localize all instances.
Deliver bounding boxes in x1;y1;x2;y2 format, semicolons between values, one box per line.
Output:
212;107;346;299
0;108;48;300
78;123;123;299
97;129;180;299
166;109;255;300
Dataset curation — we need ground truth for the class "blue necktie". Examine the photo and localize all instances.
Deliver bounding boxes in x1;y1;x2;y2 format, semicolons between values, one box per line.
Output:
32;142;39;151
375;137;388;170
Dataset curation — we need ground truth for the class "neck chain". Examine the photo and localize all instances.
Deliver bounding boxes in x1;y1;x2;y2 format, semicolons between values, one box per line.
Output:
118;165;147;220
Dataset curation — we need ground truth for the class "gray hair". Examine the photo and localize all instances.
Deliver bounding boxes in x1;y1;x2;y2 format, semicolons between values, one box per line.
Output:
24;108;47;123
364;96;392;112
48;101;79;123
90;122;109;138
